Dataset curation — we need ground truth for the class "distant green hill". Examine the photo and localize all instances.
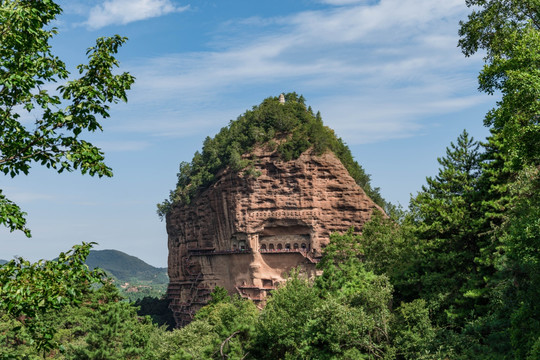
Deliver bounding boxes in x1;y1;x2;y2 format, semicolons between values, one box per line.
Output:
86;249;167;283
0;259;7;265
85;250;168;301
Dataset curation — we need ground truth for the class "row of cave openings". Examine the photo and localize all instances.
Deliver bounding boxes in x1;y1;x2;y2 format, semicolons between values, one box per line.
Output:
231;222;314;252
260;242;308;251
231;239;309;251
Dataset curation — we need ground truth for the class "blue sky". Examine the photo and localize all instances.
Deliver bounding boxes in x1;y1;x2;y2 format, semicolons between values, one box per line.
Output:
1;0;494;267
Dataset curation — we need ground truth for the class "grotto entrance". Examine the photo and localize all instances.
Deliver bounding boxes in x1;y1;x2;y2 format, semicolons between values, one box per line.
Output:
258;221;311;253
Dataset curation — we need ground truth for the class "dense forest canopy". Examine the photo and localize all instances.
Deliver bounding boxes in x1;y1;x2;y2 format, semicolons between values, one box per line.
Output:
157;92;387;218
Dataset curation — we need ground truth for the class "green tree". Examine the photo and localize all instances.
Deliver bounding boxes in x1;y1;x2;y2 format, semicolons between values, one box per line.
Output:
435;2;540;355
65;283;159;360
459;0;540;223
408;130;487;326
153;321;216;360
301;295;394;360
391;299;435;360
0;243;104;353
474;165;540;359
411;130;482;240
150;288;258;360
499;166;540;358
252;273;319;360
194;294;258;359
0;0;134;236
0;279;169;360
314;231;396;359
356;210;420;304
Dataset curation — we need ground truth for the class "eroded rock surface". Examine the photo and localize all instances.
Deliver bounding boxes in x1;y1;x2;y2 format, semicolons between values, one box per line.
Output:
166;149;382;326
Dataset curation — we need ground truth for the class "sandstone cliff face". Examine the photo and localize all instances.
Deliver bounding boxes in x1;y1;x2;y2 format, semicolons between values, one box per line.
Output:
166;149;382;326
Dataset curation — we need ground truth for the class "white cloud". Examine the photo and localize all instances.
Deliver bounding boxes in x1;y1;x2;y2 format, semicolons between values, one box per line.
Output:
116;0;487;143
126;0;469;94
319;0;372;5
317;92;488;144
86;0;188;29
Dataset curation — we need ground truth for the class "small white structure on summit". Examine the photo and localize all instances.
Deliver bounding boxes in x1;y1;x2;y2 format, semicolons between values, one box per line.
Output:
279;93;285;104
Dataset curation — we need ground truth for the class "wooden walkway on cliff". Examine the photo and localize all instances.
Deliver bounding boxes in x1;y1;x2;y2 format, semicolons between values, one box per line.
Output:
259;248;320;263
187;247;252;256
186;247;320;263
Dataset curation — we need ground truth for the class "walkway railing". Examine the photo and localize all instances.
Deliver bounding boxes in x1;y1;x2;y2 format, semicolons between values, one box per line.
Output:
188;248;252;256
259;248;320;263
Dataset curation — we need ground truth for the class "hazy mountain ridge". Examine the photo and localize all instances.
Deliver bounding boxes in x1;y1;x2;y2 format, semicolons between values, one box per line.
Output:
85;249;168;301
85;249;167;283
1;250;167;284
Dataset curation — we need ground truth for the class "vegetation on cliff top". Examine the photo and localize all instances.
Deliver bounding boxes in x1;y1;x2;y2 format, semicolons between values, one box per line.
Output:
157;93;386;218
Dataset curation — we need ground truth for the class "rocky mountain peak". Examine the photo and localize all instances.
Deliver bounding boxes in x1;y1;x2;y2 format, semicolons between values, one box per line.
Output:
163;94;385;327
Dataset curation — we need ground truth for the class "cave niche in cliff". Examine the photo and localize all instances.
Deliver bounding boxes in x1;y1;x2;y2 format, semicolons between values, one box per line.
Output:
258;219;312;252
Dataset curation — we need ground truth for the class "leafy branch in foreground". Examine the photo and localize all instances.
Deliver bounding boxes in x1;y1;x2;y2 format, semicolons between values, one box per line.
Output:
0;242;104;352
0;0;135;236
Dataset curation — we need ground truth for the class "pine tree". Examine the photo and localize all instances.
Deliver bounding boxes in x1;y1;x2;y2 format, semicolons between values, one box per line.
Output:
497;166;540;358
66;283;156;360
452;1;540;355
410;130;486;326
